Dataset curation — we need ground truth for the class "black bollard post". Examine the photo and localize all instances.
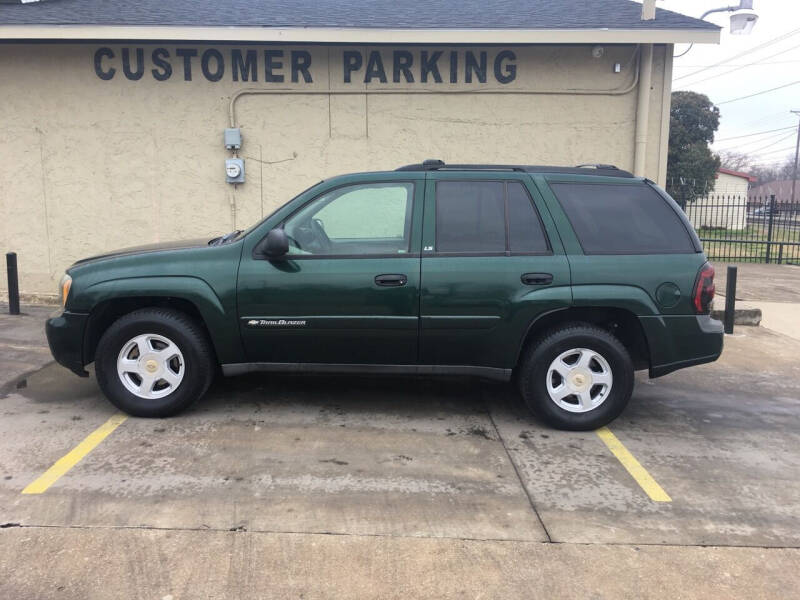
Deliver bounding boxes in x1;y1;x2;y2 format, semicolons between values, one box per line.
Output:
6;252;20;315
724;265;737;335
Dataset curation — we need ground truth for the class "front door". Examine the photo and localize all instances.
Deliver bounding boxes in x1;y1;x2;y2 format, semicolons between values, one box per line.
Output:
237;178;423;365
420;173;572;369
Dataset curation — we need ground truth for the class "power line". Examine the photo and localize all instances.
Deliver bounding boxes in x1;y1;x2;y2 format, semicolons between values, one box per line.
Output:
748;158;790;165
716;130;799;151
674;27;800;82
674;60;800;68
714;125;796;142
748;160;794;169
676;43;800;87
751;144;797;157
738;110;796;129
716;80;800;105
749;150;797;162
744;133;797;155
738;134;798;150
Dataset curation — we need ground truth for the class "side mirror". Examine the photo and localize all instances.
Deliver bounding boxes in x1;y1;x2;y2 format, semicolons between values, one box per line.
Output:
259;228;289;259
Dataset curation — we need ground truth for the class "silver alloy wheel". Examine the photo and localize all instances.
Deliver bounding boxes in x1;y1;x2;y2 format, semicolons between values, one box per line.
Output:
116;333;185;400
546;347;613;413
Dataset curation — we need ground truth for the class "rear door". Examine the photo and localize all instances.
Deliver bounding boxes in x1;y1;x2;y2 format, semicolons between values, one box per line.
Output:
419;172;572;370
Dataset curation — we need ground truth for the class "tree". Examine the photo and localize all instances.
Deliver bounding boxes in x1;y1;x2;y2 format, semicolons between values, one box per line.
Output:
718;150;752;172
666;91;721;201
718;150;795;186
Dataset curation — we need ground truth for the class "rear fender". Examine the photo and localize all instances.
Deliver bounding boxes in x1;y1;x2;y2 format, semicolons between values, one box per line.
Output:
571;284;660;316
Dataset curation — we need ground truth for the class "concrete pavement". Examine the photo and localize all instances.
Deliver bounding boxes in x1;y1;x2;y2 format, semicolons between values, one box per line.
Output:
714;262;800;303
747;300;800;341
714;263;800;339
0;303;53;388
1;305;800;598
4;527;798;600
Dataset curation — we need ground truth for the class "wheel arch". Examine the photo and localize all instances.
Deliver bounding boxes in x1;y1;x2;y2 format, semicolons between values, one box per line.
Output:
79;276;242;366
515;306;652;372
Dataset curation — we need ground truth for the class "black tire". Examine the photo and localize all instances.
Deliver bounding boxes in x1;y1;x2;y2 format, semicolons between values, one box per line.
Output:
94;308;215;418
517;323;634;431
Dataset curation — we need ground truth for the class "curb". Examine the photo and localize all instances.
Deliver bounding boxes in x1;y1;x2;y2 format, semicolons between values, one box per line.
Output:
710;307;762;326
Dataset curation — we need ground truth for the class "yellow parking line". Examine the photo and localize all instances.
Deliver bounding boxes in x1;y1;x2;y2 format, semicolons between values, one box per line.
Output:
22;413;128;495
595;426;671;502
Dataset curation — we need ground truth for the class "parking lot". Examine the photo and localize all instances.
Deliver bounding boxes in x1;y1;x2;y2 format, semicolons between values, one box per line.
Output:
2;305;800;598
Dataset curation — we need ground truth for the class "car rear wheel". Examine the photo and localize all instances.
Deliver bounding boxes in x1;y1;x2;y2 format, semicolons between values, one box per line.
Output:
95;308;215;417
517;323;634;430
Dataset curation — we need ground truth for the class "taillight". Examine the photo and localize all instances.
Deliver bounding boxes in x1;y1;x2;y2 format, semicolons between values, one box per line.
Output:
693;262;715;314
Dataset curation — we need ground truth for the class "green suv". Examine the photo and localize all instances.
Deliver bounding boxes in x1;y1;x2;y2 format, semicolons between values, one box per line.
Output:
46;161;722;430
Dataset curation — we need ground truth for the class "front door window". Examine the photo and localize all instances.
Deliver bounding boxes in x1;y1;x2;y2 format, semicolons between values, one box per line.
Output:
283;182;415;256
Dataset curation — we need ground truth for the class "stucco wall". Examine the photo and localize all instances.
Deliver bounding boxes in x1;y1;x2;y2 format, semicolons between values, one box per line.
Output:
0;43;671;296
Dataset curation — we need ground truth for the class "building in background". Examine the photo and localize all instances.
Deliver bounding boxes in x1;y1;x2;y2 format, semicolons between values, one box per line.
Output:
749;180;800;207
0;0;719;299
713;168;757;196
686;168;755;231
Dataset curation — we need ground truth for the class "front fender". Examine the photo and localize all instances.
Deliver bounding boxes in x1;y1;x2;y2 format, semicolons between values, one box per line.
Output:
79;276;242;364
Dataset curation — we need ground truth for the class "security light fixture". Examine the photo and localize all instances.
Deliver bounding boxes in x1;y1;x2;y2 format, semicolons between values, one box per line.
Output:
700;1;758;35
675;1;757;57
729;11;758;35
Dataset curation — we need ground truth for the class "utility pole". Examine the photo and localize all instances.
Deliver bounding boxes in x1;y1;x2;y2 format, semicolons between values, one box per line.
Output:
792;110;800;205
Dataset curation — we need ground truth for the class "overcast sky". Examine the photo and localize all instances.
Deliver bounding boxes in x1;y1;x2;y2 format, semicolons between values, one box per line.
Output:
662;0;800;167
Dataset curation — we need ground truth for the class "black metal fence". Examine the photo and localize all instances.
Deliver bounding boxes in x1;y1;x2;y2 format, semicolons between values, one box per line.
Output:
675;193;800;264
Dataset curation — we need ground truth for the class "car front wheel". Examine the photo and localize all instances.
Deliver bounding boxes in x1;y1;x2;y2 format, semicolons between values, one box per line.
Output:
517;323;634;430
94;308;215;417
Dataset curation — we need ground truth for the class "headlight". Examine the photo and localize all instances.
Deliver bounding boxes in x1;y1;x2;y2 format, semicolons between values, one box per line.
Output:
59;273;72;308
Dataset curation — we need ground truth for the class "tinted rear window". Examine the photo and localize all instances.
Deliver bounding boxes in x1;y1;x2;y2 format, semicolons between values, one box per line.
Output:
507;182;549;253
435;181;551;254
436;181;506;253
550;182;695;254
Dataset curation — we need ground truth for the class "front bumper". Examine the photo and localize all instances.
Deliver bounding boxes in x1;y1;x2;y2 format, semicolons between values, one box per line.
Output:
641;314;724;378
45;309;90;377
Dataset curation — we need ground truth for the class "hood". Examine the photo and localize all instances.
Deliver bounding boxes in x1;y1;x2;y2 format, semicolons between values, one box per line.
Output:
70;238;211;267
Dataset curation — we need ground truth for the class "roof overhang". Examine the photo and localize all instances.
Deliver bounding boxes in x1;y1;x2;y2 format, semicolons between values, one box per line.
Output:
717;168;757;182
0;25;721;44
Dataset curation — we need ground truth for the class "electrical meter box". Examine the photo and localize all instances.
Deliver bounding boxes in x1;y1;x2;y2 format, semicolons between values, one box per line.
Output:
225;158;245;184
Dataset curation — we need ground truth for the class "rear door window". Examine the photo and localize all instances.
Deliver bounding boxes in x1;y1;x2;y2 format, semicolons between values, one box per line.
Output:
436;181;506;253
507;182;549;253
435;180;550;254
549;182;695;254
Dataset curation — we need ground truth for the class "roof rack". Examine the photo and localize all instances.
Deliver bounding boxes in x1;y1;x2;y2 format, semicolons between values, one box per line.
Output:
395;160;634;178
396;160;526;172
575;163;620;170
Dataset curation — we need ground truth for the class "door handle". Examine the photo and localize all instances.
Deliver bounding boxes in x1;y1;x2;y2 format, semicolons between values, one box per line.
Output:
375;274;408;287
521;273;553;286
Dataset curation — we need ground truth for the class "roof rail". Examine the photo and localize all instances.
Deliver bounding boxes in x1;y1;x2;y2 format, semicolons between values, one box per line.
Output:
394;161;635;178
396;160;526;172
575;163;620;170
395;159;445;171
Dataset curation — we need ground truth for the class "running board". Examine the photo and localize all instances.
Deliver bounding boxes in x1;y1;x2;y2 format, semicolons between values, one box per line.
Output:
221;362;512;382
